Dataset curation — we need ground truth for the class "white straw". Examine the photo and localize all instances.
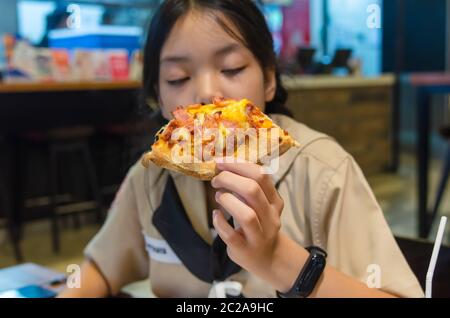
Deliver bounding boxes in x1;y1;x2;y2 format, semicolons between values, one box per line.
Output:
425;216;448;298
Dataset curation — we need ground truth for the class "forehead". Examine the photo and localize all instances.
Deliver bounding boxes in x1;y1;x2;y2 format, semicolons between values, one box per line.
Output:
160;10;246;58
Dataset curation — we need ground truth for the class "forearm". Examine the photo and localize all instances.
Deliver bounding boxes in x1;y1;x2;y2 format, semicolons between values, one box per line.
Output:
261;233;397;298
58;259;110;298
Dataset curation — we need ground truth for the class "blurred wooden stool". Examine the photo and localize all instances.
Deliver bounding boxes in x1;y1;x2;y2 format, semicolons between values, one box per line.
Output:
430;126;450;228
0;137;23;262
98;122;135;176
19;126;104;253
96;117;159;200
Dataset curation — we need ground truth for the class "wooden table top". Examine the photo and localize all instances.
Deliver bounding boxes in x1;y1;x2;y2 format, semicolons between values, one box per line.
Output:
0;80;142;93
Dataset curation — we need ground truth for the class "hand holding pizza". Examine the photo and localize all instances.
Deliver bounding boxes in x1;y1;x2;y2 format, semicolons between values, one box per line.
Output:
142;98;301;286
211;160;285;280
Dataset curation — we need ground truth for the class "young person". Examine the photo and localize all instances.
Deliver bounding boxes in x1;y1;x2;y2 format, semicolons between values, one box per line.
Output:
59;0;423;298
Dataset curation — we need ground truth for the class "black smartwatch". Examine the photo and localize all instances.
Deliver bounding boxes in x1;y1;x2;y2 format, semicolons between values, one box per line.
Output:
276;246;327;298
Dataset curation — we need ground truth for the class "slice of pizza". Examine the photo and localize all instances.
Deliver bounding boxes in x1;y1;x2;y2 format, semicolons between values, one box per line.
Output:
142;98;300;180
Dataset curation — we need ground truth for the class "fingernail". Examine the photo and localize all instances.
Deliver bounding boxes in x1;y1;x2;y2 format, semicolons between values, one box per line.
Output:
215;191;222;202
212;209;218;219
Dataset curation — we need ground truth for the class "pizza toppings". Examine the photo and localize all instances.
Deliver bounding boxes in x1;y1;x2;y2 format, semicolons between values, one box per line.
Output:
155;99;281;156
142;98;300;180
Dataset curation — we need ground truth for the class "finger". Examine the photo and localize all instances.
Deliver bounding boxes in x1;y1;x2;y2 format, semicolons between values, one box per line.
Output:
211;170;271;219
212;209;245;248
215;191;262;239
215;160;280;205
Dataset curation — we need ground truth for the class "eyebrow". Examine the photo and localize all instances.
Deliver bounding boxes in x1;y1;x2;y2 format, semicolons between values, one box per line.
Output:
160;56;190;65
214;43;242;57
160;43;243;65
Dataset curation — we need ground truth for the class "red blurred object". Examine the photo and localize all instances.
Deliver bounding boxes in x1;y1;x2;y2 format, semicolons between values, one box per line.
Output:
2;34;16;68
109;51;129;81
280;0;311;60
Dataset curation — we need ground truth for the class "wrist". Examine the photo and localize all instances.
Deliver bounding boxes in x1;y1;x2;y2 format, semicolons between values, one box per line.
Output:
262;233;310;293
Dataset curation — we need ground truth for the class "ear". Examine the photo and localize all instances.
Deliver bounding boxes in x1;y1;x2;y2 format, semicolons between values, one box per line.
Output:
264;68;276;102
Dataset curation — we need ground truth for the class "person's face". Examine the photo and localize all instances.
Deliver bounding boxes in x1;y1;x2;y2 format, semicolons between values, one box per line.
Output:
158;10;276;120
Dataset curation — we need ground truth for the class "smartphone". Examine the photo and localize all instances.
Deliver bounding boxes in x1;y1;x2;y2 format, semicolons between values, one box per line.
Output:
0;285;57;298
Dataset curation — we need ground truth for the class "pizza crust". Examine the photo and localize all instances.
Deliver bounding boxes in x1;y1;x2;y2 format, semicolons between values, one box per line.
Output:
142;146;217;181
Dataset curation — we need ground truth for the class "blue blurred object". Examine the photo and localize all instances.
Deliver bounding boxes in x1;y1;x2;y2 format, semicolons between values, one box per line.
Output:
3;68;32;82
48;26;142;57
0;285;57;298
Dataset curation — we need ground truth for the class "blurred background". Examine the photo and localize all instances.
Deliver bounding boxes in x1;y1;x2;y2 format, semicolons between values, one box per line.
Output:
0;0;450;297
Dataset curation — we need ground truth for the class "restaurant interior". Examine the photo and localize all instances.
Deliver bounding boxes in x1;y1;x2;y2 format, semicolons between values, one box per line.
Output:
0;0;450;298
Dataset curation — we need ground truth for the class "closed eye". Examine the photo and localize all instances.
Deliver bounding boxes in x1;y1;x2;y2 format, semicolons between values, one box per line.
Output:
222;66;247;76
167;77;190;86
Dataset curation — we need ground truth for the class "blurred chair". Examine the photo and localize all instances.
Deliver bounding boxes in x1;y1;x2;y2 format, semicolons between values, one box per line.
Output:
296;47;316;75
430;126;450;225
331;49;353;68
18;126;104;253
322;48;353;75
0;136;23;262
96;116;160;198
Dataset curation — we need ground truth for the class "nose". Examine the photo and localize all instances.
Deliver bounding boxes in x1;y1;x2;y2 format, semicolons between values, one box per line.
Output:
194;72;223;105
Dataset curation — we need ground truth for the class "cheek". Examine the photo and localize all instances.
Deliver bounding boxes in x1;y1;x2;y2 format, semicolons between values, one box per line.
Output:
158;82;192;120
157;86;172;119
222;68;267;111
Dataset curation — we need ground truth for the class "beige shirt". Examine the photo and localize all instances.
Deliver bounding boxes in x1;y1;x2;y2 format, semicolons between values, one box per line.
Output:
85;114;424;298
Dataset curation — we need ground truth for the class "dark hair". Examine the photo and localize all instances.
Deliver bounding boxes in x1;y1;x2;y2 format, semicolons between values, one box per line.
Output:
141;0;292;117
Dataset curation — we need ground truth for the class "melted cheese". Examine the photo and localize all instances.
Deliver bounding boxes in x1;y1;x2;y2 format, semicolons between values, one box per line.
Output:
186;99;249;123
157;99;276;159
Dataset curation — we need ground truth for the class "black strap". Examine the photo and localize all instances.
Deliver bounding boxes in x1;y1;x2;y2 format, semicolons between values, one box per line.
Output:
152;175;241;283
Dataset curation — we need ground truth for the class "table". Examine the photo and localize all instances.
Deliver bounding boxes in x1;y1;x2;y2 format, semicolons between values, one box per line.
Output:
0;263;66;295
0;80;145;261
0;263;131;298
0;237;448;298
409;73;450;238
0;80;141;94
0;81;142;133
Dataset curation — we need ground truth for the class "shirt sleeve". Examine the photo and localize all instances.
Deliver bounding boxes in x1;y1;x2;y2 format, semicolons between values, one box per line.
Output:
84;165;149;295
318;156;424;298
